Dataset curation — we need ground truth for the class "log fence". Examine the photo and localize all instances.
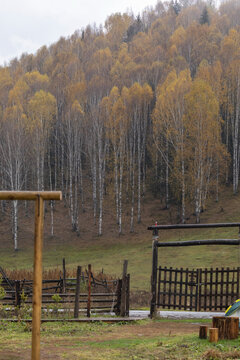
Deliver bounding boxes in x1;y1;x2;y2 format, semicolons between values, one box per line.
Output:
148;222;240;317
157;266;240;311
0;263;130;317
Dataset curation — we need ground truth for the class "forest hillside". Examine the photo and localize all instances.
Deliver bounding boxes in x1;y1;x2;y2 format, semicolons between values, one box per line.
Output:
0;0;240;252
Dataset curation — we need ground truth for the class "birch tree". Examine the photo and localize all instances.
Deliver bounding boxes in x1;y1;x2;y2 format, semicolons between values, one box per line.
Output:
153;69;191;221
184;78;228;222
0;105;28;250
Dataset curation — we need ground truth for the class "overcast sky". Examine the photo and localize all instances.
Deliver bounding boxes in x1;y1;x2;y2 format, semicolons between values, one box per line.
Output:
0;0;158;65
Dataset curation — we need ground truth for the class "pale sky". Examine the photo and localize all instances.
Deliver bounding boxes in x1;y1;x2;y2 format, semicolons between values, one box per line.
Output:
0;0;158;65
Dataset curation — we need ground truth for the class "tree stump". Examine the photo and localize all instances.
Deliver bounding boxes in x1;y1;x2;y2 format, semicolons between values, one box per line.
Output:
199;325;208;339
225;317;239;339
212;316;227;340
212;316;239;340
209;328;218;343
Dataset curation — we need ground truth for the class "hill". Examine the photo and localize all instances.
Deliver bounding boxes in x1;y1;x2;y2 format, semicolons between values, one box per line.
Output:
1;186;240;292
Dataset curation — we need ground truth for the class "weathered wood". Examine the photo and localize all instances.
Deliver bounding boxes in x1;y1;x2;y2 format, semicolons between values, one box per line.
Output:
148;223;240;230
157;239;240;247
212;316;239;340
0;191;62;201
225;317;239;339
114;279;122;315
209;328;218;343
150;240;158;318
156;266;240;312
199;325;208;339
15;281;21;308
87;264;91;318
74;266;81;319
0;190;62;360
216;318;226;340
126;274;130;317
120;260;128;317
62;258;66;293
32;195;44;360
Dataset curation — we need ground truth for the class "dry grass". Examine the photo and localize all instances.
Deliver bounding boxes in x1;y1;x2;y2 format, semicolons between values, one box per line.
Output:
5;267;116;282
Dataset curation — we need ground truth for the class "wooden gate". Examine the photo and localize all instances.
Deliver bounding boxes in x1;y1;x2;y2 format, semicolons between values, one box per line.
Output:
157;266;240;311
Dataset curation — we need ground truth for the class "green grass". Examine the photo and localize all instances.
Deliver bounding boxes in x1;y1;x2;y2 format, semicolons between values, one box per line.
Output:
1;320;240;359
1;226;240;291
1;189;240;292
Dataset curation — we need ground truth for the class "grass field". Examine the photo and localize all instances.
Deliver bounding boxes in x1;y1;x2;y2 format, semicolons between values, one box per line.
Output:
1;188;240;292
1;319;240;360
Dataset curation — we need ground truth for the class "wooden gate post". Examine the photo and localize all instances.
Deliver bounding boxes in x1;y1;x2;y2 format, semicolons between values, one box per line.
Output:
74;266;81;318
87;264;91;317
0;191;62;360
32;195;44;360
150;239;158;318
62;258;66;293
120;260;128;317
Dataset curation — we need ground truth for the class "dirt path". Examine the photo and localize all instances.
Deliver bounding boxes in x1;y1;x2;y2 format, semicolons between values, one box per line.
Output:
0;320;208;360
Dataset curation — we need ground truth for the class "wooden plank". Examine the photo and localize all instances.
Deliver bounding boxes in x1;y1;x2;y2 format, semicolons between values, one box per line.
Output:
214;268;218;311
163;267;167;309
74;266;81;318
148;223;240;230
184;268;189;310
230;269;235;303
198;268;202;311
168;267;172;309
226;268;229;310
126;274;130;317
204;268;207;311
15;281;21;308
62;258;66;293
220;268;224;311
209;268;213;311
173;268;178;310
157;239;240;247
179;268;183;310
157;266;161;306
87;264;91;318
0;191;62;201
120;260;128;317
237;267;240;298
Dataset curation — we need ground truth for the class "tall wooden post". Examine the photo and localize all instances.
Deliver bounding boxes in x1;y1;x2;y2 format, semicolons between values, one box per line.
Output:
32;195;44;360
120;260;128;317
74;266;81;319
62;258;66;293
87;264;91;318
0;191;62;360
150;239;158;318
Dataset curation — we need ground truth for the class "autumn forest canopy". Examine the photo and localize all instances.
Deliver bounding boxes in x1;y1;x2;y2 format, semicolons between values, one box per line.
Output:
0;0;239;250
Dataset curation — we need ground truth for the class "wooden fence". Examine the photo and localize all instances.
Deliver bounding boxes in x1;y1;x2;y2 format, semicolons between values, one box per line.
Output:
157;266;240;311
0;265;130;317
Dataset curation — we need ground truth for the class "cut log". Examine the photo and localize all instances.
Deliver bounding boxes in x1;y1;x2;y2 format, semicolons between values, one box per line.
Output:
212;316;239;340
199;325;208;339
225;317;239;339
209;328;218;343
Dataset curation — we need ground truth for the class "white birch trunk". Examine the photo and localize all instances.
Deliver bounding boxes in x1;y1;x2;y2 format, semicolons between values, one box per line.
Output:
12;200;18;251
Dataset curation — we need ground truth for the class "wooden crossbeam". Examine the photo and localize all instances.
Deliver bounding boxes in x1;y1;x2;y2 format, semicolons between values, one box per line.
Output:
0;191;62;360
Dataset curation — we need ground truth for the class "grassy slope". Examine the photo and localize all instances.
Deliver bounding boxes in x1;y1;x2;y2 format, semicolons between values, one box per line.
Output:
1;187;240;291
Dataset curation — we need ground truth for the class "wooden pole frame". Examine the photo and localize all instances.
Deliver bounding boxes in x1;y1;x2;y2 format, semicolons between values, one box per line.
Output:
0;191;62;360
148;222;240;318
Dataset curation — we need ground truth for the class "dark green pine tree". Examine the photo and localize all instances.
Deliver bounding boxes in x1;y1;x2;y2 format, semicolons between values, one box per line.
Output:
200;6;210;25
